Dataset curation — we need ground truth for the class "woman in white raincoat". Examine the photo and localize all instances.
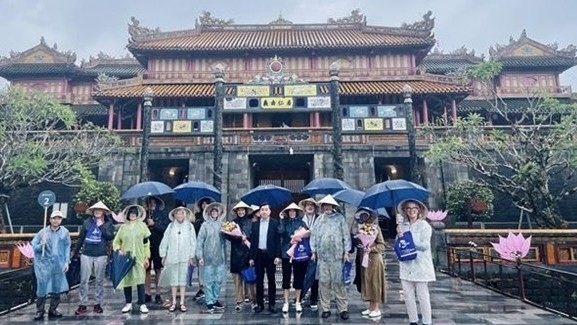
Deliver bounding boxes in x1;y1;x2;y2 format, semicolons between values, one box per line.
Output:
159;207;196;312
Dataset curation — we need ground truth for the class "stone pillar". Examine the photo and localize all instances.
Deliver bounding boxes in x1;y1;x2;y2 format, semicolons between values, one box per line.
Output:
213;65;225;190
329;63;343;180
402;84;418;183
430;221;447;270
139;87;154;182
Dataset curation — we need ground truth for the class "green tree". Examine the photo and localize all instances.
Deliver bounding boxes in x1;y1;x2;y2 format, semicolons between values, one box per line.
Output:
0;87;123;229
73;168;121;217
445;180;494;228
424;61;577;229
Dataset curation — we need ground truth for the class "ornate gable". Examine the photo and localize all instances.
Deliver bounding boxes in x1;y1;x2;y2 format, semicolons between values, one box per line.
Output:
2;37;77;65
490;30;575;59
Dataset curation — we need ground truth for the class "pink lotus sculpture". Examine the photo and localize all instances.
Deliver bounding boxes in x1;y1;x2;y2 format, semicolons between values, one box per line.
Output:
490;232;532;261
427;210;448;221
15;242;34;259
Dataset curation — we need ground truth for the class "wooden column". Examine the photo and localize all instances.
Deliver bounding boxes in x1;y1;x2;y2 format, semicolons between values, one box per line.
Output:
309;112;315;128
315;112;320;127
107;103;114;129
136;103;142;130
116;109;122;130
243;113;249;129
443;106;448;126
415;107;421;126
422;99;429;124
451;99;458;125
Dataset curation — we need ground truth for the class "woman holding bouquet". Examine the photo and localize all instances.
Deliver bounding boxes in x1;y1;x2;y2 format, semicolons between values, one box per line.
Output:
224;201;255;311
352;208;386;318
396;199;435;325
158;207;196;312
278;202;309;313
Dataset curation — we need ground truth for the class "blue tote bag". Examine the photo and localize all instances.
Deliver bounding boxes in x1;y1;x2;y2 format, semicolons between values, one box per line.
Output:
394;231;418;261
241;266;257;283
293;238;312;262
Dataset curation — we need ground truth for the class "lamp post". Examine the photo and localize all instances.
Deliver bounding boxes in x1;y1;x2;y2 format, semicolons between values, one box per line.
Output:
213;64;225;191
139;86;154;182
329;62;344;180
402;84;418;183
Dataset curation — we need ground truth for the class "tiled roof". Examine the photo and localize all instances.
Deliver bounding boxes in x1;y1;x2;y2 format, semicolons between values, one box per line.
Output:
419;55;483;75
128;25;435;53
80;64;146;78
495;56;577;70
71;104;108;116
0;63;79;76
94;80;467;99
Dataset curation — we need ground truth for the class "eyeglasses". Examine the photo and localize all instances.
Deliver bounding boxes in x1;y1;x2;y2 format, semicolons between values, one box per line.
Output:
404;207;420;211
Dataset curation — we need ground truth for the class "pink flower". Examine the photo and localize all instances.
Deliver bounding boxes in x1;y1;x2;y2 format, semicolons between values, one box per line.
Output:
427;210;448;221
221;222;250;248
15;242;34;259
355;225;378;268
490;232;532;261
286;227;310;261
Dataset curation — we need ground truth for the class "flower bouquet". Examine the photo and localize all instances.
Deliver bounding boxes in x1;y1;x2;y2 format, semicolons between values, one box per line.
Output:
286;227;311;262
15;241;34;259
221;221;250;248
355;223;378;268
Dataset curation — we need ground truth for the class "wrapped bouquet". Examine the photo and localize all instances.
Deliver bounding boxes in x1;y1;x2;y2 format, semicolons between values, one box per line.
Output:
286;227;311;262
15;241;34;259
221;221;250;248
355;223;378;268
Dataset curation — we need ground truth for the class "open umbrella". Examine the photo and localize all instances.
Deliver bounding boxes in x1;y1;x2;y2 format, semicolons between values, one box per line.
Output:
173;181;221;203
110;250;136;289
301;178;351;195
121;181;175;200
333;188;365;206
359;179;429;210
240;184;292;208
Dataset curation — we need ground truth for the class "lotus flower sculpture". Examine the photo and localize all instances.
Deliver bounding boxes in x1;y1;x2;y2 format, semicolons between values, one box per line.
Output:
15;242;34;259
427;210;448;221
490;232;532;261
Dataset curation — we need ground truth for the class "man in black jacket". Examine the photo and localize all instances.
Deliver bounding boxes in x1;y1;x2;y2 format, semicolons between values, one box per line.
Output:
73;201;115;315
249;203;281;314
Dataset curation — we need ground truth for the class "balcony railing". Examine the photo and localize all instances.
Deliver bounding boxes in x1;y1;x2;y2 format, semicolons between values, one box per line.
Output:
471;85;573;98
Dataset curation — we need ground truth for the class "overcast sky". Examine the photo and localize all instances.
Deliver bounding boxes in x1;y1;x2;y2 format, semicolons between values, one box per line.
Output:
1;0;576;89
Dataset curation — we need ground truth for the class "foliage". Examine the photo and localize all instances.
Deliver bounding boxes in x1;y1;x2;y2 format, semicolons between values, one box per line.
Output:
0;86;123;196
73;168;121;217
424;61;577;228
445;180;494;222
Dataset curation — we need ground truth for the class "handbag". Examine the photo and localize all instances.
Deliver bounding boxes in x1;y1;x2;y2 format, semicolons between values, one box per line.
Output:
394;231;418;261
342;261;352;285
241;266;257;283
293;238;312;262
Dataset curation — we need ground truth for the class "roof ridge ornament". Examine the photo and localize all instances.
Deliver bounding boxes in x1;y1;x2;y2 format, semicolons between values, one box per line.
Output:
247;55;305;84
197;11;234;26
94;73;119;91
128;16;161;42
401;11;434;32
327;9;366;25
269;13;293;25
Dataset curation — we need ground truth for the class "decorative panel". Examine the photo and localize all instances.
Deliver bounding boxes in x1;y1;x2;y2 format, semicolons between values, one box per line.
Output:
150;107;213;134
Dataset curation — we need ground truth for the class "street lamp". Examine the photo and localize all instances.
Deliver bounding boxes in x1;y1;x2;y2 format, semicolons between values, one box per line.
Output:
402;84;418;183
140;86;154;182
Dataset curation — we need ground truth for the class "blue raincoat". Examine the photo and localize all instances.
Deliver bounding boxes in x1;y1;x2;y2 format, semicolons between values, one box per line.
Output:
31;226;71;297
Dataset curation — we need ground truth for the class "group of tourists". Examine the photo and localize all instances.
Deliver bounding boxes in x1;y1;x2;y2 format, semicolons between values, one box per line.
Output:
30;193;435;325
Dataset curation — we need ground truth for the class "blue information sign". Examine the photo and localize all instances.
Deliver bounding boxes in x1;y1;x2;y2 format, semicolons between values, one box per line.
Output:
37;190;56;208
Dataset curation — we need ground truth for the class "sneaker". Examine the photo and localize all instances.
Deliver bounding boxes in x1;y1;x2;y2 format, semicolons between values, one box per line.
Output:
244;296;250;303
295;302;302;313
121;303;132;313
93;304;103;314
206;304;214;313
154;295;162;304
139;304;149;314
368;310;381;318
144;294;152;303
310;304;318;311
361;309;371;316
74;305;88;315
282;303;289;313
235;303;242;311
213;301;224;310
193;289;205;301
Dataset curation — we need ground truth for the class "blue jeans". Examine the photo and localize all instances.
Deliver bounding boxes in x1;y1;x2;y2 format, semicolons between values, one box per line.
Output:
202;264;225;305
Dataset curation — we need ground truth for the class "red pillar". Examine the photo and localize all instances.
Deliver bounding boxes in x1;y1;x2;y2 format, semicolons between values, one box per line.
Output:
136;103;142;130
315;112;320;127
243;113;249;129
107;103;114;130
422;99;429;124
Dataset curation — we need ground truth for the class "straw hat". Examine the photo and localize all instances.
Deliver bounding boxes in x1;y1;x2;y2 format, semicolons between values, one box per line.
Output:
396;199;428;221
88;201;111;213
232;201;254;214
298;198;317;210
168;207;194;222
317;194;340;207
280;202;303;218
50;210;65;219
122;204;147;222
203;202;226;221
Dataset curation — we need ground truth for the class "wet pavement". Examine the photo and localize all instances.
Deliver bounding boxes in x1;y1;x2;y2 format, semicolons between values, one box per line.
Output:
1;250;574;325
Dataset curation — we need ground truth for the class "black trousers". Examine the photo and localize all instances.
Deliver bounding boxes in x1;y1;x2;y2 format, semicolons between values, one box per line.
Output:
124;284;145;304
255;250;276;307
281;258;307;290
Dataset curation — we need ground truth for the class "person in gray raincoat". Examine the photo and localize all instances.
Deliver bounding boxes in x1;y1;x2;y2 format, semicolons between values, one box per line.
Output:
196;202;227;313
31;210;71;321
310;195;351;320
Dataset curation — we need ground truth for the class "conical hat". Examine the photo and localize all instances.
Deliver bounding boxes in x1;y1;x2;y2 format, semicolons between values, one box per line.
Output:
280;202;303;218
317;194;339;207
203;202;226;222
232;201;253;214
122;204;147;222
298;198;317;210
168;207;194;222
88;201;111;212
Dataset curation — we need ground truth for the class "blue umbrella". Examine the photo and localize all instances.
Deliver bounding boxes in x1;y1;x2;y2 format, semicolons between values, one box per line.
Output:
173;181;221;203
333;188;365;206
110;250;136;289
302;260;317;297
376;207;391;220
359;179;430;210
241;184;292;208
301;178;351;195
121;181;175;200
